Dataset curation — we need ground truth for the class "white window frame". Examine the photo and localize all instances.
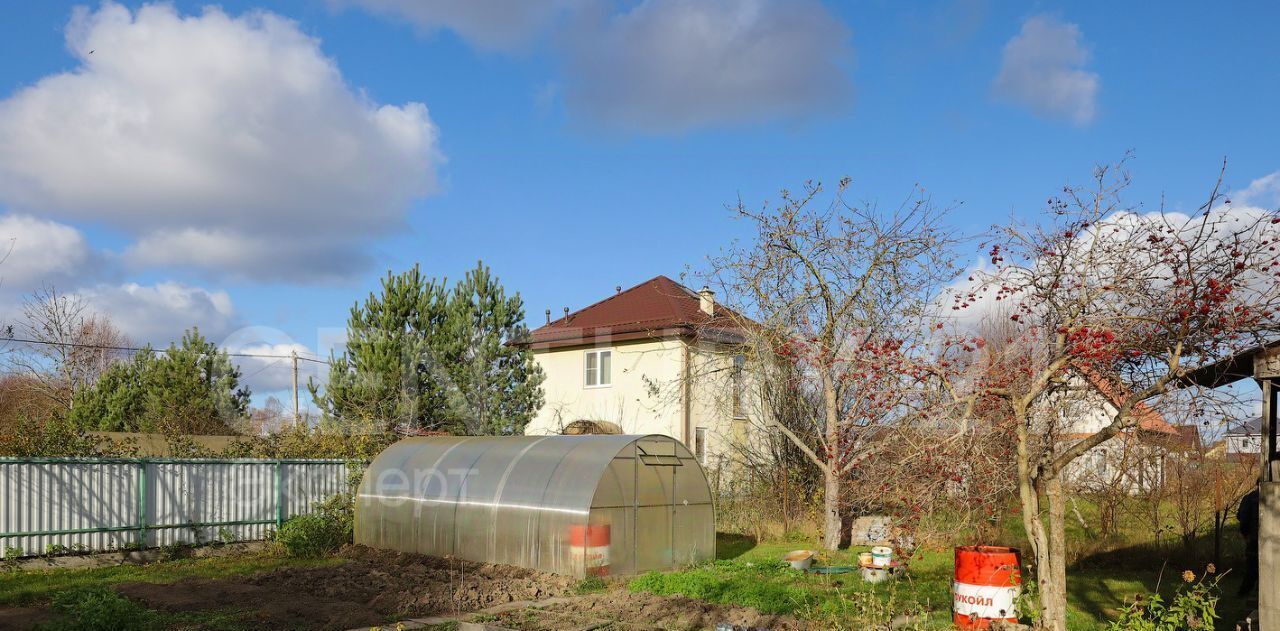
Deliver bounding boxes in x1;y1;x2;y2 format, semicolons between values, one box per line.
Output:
694;427;708;464
584;348;612;388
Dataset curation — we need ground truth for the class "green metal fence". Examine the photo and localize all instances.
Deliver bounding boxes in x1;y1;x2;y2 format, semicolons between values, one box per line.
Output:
0;457;352;554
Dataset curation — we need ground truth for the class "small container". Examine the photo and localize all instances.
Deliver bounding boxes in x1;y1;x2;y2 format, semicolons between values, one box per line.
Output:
871;546;893;568
858;552;874;567
861;566;890;583
783;549;814;570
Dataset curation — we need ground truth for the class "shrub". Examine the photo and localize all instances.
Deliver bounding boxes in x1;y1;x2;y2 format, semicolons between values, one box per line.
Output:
47;586;159;631
1107;566;1220;631
274;493;354;557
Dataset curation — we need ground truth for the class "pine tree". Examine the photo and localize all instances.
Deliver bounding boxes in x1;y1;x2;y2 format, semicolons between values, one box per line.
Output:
313;263;544;436
312;266;451;433
438;261;545;435
68;329;250;434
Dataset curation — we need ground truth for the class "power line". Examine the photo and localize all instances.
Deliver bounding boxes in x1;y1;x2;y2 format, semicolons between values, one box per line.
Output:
0;336;330;364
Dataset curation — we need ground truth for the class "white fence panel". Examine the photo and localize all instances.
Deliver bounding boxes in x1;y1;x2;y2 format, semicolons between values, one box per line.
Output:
0;458;351;556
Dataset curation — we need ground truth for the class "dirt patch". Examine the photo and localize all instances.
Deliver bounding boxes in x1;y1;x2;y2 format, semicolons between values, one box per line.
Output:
499;591;811;630
113;545;579;630
0;606;59;630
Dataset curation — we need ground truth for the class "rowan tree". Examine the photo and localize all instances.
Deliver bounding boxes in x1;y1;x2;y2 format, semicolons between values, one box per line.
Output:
704;178;967;550
946;161;1280;630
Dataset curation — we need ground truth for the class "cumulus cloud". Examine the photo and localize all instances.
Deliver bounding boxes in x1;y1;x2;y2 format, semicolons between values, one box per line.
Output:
123;228;371;283
1233;171;1280;209
563;0;852;133
334;0;571;52
345;0;853;133
0;3;441;282
992;14;1098;125
79;281;239;346
0;215;97;288
217;325;320;393
942;202;1280;332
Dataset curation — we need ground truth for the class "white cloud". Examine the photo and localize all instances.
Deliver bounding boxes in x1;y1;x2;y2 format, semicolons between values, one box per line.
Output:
943;202;1280;332
123;228;371;283
217;325;319;393
1233;171;1280;209
335;0;571;52
0;215;96;288
0;3;441;282
992;14;1098;126
80;281;239;346
344;0;853;133
563;0;852;133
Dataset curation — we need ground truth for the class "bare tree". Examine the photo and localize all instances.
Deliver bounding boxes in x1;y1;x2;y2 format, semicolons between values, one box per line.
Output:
704;179;966;550
6;286;129;413
946;160;1280;630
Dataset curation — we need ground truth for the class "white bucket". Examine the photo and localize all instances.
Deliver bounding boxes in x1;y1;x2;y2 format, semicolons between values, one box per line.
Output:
862;566;890;583
783;550;814;570
871;546;893;568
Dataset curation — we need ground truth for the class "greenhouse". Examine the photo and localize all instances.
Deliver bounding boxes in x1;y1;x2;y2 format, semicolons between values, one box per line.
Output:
354;434;715;577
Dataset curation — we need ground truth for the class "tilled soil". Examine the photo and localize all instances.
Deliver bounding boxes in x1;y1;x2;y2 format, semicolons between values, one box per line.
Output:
115;545;580;630
11;546;808;630
479;591;809;630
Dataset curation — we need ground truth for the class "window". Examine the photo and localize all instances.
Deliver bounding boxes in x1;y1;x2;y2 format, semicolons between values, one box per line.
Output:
584;349;612;388
731;354;746;418
694;427;708;464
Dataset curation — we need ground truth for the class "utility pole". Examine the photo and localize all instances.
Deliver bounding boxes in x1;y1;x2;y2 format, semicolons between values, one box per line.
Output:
291;350;300;427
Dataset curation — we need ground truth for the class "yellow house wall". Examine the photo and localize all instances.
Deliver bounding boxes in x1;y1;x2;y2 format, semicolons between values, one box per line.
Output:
524;336;758;484
524;338;687;437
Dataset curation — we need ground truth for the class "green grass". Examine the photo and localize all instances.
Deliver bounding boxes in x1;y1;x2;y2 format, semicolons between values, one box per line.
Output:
36;584;270;631
0;553;343;608
627;533;1250;630
630;540;954;629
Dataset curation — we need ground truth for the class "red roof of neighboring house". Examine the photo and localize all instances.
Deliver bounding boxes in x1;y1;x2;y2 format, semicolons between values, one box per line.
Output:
1075;366;1176;434
520;275;747;350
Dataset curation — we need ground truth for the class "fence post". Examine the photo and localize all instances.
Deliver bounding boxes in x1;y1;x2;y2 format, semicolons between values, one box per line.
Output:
275;459;285;530
136;460;147;549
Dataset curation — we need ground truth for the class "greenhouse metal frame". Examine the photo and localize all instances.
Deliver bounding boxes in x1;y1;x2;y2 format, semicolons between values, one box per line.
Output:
355;434;715;577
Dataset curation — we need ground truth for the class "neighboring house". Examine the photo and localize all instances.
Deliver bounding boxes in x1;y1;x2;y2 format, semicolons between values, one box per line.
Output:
517;276;754;477
1224;417;1262;459
1055;369;1194;494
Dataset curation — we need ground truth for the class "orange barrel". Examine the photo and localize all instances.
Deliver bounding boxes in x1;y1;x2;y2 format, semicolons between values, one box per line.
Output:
953;546;1021;629
568;524;611;576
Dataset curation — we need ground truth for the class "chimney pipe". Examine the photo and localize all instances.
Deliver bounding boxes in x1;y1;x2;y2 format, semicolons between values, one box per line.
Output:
616;285;622;293
563;307;570;320
698;286;715;316
545;309;551;325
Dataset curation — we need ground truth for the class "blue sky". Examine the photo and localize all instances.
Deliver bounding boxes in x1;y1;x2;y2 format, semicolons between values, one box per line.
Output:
0;0;1277;405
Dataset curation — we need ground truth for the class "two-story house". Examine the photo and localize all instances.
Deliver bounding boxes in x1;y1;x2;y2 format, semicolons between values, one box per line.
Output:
517;276;753;475
1056;369;1193;493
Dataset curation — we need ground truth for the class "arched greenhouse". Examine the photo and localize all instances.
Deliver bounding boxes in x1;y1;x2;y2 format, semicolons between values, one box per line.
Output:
354;434;715;577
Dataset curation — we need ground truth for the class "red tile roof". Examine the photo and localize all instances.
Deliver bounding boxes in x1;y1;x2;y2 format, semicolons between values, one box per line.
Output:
520;275;747;350
1075;366;1176;434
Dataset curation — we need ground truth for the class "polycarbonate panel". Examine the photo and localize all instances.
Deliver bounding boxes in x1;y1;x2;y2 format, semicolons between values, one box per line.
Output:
673;504;715;565
356;434;715;577
635;506;673;572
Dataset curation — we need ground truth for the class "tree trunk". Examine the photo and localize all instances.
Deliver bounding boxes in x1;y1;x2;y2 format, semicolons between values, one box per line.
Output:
1045;476;1068;631
822;372;841;551
823;466;841;550
1015;408;1065;631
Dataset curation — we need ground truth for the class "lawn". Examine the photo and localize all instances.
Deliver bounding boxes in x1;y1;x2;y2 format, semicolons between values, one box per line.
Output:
623;532;1250;630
